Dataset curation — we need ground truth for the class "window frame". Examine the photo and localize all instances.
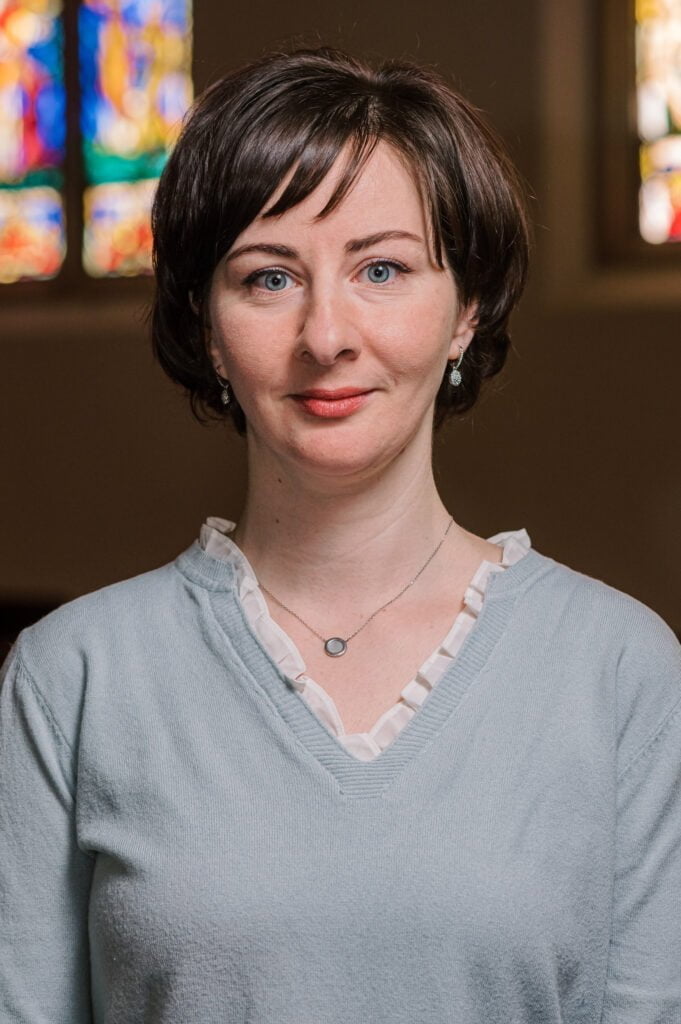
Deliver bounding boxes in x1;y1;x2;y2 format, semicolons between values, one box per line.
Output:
538;0;681;311
598;0;681;266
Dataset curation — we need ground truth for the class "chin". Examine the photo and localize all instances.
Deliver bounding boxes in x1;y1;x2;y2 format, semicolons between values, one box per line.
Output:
247;403;431;483
282;430;413;485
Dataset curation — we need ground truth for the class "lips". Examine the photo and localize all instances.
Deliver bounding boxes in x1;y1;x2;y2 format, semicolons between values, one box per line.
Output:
291;387;374;419
295;388;370;399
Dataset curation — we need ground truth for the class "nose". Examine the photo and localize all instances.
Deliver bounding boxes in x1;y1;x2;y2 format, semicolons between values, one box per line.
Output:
295;283;361;366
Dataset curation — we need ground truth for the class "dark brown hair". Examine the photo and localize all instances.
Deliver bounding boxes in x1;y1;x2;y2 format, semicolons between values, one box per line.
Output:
151;46;530;432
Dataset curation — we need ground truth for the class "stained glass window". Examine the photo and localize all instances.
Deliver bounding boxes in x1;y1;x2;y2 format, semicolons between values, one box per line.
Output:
637;0;681;243
78;0;192;276
0;0;66;283
0;0;191;284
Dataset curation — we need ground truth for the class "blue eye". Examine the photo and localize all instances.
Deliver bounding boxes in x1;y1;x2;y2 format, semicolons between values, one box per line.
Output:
261;270;289;291
242;267;293;292
366;262;393;284
361;260;410;285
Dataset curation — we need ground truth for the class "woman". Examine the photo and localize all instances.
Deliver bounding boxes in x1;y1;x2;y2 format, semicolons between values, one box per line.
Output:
1;47;680;1024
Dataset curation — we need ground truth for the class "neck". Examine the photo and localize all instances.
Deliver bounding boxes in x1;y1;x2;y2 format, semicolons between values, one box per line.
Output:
232;436;463;607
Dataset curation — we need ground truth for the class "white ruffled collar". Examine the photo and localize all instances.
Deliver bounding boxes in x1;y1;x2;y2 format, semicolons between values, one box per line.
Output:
199;515;531;680
197;517;532;759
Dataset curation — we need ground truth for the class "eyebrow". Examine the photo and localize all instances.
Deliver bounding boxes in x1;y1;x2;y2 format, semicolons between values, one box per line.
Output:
345;230;424;253
224;230;424;263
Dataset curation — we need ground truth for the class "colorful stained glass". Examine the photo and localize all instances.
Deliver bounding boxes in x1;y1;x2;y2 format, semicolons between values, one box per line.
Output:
636;0;681;243
83;178;155;275
0;0;66;282
79;0;192;276
0;186;64;282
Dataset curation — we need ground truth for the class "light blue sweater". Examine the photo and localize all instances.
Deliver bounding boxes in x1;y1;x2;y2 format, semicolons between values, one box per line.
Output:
1;538;680;1023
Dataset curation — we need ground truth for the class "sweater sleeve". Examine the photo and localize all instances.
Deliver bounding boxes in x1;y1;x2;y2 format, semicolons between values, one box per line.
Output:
0;644;95;1023
600;618;681;1023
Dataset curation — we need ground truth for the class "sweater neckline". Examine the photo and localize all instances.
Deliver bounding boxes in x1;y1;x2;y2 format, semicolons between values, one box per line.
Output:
198;518;532;761
175;535;554;799
176;532;550;601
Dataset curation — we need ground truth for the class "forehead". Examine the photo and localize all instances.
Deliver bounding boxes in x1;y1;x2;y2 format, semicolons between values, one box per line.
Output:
242;141;430;241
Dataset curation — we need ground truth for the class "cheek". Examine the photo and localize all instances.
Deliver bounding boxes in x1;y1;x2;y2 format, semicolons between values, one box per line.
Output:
211;313;277;390
376;301;455;377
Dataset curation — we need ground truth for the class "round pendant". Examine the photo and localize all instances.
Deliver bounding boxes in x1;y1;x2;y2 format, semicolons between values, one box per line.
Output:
324;637;347;657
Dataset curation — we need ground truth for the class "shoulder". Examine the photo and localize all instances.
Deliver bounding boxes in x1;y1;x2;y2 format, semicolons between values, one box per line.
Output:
3;558;189;735
528;551;679;657
515;547;676;646
520;548;681;769
15;559;181;664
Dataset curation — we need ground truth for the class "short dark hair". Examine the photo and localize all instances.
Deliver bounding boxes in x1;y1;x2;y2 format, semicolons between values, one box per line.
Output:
151;46;530;433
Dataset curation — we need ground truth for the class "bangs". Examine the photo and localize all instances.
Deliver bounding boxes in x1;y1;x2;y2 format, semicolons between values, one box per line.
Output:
263;129;380;221
234;118;445;268
186;66;449;285
211;89;384;253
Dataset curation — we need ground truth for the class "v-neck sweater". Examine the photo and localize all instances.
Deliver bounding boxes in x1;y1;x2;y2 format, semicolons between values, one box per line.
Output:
1;535;680;1023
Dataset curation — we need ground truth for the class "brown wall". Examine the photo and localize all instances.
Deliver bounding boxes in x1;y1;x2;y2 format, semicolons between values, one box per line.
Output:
2;0;680;634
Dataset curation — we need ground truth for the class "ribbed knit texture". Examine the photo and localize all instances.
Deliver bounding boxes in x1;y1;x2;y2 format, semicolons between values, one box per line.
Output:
1;539;680;1023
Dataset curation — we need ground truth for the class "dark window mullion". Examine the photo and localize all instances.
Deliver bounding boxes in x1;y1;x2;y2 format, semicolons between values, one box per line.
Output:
61;0;84;288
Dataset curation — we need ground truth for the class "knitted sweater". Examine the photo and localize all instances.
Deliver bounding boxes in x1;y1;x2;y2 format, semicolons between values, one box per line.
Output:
1;537;680;1023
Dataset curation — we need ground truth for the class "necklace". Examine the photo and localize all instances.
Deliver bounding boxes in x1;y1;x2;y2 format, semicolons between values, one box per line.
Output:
258;516;455;657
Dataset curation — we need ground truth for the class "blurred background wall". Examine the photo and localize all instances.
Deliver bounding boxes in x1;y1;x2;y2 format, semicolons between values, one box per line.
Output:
2;0;679;650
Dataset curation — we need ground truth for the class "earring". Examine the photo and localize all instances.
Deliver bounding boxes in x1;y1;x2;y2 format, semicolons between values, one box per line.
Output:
448;347;465;387
216;373;232;408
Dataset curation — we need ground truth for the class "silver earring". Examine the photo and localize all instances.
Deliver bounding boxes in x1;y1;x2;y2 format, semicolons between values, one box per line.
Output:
448;348;465;387
216;374;232;408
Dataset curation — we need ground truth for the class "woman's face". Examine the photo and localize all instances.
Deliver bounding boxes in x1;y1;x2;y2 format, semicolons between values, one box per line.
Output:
207;141;476;485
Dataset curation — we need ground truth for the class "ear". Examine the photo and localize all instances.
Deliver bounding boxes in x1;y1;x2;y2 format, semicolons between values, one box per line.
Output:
448;301;479;361
206;331;225;377
189;288;222;372
198;307;224;376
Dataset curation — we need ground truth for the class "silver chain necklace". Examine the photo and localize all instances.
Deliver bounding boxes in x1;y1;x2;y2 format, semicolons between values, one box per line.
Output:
258;516;455;657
